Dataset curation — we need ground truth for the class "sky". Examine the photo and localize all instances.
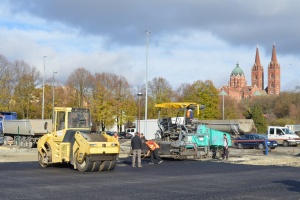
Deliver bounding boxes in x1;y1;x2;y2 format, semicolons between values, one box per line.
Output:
0;0;299;92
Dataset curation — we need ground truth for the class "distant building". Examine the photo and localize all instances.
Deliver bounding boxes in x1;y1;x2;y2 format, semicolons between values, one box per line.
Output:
219;44;281;100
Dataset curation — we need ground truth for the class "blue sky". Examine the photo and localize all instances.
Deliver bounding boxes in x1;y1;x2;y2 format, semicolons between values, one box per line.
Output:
0;0;299;91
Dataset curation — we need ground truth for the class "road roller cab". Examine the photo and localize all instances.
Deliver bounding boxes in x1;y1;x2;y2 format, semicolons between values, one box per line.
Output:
37;107;120;172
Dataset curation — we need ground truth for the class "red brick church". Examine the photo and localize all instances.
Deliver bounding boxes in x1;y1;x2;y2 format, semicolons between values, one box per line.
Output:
219;44;281;100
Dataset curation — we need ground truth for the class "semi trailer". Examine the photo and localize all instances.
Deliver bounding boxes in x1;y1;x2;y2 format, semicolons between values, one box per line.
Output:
0;114;52;147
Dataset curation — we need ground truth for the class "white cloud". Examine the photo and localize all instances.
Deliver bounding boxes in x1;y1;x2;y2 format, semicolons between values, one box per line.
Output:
0;1;299;92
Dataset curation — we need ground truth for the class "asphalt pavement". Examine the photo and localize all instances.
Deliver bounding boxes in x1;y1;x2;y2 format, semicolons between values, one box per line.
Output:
0;140;300;199
0;156;299;200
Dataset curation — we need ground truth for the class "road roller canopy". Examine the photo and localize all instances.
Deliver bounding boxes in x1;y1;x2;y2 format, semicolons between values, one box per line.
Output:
155;102;199;115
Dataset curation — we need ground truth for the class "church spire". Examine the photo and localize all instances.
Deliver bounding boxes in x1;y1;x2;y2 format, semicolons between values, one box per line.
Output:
255;44;261;66
251;44;264;90
271;42;278;63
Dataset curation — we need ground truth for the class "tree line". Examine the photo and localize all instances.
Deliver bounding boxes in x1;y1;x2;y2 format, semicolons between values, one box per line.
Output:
0;54;299;133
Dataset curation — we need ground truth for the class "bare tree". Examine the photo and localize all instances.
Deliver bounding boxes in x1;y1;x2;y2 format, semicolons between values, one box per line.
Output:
90;73;136;132
11;60;41;118
66;67;94;107
0;55;13;111
146;77;174;119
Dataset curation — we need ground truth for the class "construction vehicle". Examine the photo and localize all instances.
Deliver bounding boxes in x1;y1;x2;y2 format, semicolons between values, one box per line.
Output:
0;113;52;147
155;102;231;159
37;107;120;172
192;124;232;158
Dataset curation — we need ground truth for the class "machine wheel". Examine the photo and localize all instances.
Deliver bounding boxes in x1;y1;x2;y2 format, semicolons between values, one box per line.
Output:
20;137;27;148
283;141;289;147
38;152;48;168
258;143;264;150
109;161;117;171
237;143;243;149
91;161;101;171
99;161;110;171
20;140;25;148
38;143;52;168
75;154;93;172
14;136;20;145
26;140;33;148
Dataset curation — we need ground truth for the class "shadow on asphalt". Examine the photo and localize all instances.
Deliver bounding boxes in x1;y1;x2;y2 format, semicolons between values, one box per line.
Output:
273;180;300;192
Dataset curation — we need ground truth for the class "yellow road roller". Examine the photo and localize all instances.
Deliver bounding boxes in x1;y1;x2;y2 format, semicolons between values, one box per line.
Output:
37;107;119;172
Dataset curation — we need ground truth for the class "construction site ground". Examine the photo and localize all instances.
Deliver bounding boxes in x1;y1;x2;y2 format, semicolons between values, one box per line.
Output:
1;140;300;167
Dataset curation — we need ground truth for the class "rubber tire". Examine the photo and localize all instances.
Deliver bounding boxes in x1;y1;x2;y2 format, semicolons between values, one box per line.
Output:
109;161;117;171
20;140;25;148
91;161;101;171
283;141;289;147
21;137;27;148
258;143;264;150
237;143;243;149
75;155;93;172
38;152;48;168
26;141;33;148
99;161;110;171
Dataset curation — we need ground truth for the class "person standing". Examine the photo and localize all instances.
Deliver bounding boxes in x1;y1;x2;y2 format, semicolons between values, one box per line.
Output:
145;140;163;164
113;132;119;141
223;134;229;160
131;132;143;167
140;133;145;141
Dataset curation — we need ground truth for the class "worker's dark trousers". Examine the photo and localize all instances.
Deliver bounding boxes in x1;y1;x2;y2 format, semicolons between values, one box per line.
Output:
150;149;162;163
222;147;229;160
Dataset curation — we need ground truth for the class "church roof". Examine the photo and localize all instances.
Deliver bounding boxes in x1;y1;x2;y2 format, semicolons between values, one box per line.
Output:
231;63;245;76
253;90;268;96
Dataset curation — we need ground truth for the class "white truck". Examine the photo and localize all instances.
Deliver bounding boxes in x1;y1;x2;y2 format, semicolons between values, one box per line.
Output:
125;119;159;139
267;126;300;147
0;119;52;148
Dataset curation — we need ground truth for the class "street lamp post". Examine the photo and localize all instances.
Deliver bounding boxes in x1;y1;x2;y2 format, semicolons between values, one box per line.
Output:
222;92;224;120
52;71;57;122
137;93;143;133
219;90;227;120
42;56;47;119
144;29;150;138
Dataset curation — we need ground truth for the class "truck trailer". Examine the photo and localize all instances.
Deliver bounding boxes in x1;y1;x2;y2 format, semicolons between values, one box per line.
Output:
0;118;52;148
125;119;159;140
198;119;257;136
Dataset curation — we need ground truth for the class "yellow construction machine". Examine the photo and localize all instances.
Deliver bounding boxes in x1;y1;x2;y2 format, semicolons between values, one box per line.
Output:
37;107;120;172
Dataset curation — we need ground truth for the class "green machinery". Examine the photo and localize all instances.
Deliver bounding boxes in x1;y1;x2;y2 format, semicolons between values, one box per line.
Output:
155;102;231;159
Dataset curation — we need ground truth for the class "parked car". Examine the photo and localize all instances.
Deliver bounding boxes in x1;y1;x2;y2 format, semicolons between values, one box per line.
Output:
105;131;114;136
118;132;133;139
234;134;278;150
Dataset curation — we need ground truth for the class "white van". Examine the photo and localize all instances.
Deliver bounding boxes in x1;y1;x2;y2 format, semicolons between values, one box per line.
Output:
267;126;300;147
125;128;136;137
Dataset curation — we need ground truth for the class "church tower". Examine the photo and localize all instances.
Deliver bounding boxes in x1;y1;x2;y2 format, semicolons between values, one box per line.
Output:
229;63;246;88
267;44;281;95
251;45;264;90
